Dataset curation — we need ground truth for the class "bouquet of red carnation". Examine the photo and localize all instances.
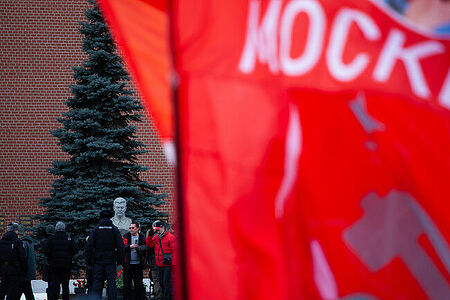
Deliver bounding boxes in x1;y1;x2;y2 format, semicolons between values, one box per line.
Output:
116;267;124;289
73;279;87;289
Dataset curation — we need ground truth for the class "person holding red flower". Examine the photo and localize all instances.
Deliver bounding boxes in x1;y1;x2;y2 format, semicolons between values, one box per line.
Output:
122;222;148;300
146;220;176;300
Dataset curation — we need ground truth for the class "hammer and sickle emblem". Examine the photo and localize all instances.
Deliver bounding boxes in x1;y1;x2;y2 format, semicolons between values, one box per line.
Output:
343;190;450;300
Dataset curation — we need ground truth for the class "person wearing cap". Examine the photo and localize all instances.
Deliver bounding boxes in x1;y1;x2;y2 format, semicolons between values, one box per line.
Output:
85;209;125;300
0;222;26;300
17;225;36;300
43;221;77;300
146;220;176;300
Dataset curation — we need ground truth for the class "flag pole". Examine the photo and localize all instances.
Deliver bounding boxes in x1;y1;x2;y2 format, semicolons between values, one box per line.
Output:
168;1;189;299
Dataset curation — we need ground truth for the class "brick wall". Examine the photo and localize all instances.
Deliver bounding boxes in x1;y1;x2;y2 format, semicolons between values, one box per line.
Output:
0;0;176;234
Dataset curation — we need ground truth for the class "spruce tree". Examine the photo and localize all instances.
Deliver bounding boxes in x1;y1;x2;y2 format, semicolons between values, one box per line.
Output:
35;0;167;273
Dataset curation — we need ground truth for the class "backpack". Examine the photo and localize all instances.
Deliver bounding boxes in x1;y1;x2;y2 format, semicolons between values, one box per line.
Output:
0;240;14;262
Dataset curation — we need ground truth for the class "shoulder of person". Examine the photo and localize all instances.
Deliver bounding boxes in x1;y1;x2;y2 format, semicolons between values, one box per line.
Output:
46;235;55;246
163;233;175;243
22;236;33;243
59;232;69;239
15;237;25;250
113;226;122;234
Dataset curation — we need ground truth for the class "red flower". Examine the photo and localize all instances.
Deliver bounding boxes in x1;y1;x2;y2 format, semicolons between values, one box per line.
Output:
122;236;128;245
74;279;86;288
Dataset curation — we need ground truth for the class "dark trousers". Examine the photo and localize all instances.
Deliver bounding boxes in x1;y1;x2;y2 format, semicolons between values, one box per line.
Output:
0;277;5;300
86;265;94;294
157;266;172;300
93;263;117;300
49;266;70;300
150;269;162;300
20;280;35;300
1;275;22;300
123;264;144;300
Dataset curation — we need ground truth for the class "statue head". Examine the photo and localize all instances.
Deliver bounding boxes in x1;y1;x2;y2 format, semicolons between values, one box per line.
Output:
113;197;127;218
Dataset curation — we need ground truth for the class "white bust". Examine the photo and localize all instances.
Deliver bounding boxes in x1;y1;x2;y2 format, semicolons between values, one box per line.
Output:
111;197;132;235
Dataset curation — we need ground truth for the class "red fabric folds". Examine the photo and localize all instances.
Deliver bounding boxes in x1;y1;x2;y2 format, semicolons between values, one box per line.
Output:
99;0;450;299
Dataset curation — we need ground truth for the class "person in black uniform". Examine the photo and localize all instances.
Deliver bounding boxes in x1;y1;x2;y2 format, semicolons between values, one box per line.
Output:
44;221;77;300
85;210;125;300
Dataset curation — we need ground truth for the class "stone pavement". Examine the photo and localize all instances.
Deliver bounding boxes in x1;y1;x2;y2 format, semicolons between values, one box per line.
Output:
24;279;152;300
20;293;47;300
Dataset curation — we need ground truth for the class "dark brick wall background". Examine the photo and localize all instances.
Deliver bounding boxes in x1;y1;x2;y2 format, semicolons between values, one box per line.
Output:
0;0;176;234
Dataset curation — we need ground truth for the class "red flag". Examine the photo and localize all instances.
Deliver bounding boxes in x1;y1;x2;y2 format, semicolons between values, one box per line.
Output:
98;0;175;162
99;0;450;299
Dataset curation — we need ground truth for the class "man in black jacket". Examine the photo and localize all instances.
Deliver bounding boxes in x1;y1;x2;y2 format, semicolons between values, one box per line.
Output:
0;222;26;300
40;224;55;300
123;222;148;300
44;221;77;300
85;210;125;300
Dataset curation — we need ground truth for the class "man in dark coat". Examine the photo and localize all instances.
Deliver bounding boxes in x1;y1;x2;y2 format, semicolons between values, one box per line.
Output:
18;226;36;300
85;210;125;300
0;222;26;300
122;222;148;300
40;224;55;300
44;221;77;300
